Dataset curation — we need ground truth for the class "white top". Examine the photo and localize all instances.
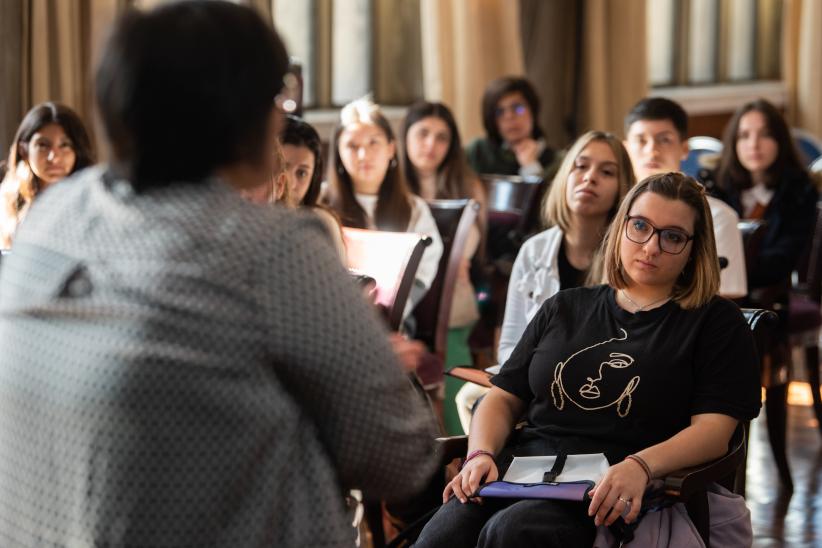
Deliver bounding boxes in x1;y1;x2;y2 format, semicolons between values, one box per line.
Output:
707;196;747;299
740;183;775;218
354;193;444;291
498;226;564;364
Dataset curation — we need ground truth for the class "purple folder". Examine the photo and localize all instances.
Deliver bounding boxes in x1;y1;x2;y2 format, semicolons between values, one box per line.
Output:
476;480;594;502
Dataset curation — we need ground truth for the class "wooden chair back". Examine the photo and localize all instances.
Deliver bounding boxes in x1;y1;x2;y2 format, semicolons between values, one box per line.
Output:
342;227;431;331
482;174;544;236
737;219;767;278
794;203;822;302
412;199;479;363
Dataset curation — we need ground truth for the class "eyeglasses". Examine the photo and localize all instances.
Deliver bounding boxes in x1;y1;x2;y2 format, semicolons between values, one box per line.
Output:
624;216;694;255
494;103;527;118
275;73;300;114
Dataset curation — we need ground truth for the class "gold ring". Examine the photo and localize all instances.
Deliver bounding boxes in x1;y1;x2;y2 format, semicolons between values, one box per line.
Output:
618;496;630;504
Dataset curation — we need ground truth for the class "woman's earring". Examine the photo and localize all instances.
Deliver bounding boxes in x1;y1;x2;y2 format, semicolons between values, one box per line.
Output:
337;164;345;175
389;158;397;169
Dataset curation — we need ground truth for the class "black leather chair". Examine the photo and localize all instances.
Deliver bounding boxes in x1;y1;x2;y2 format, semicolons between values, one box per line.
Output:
738;219;794;489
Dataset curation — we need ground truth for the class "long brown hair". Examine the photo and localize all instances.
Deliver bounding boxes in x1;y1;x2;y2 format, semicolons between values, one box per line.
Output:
328;98;412;232
0;102;94;247
716;99;807;192
400;101;476;201
602;172;719;309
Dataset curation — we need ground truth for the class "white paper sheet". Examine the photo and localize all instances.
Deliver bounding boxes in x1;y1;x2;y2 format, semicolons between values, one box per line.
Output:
502;453;610;484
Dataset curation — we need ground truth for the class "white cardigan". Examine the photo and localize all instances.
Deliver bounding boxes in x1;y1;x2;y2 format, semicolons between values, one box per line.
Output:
498;226;564;364
708;196;747;299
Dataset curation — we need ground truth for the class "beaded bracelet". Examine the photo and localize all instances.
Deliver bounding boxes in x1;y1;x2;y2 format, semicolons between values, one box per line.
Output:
460;449;494;471
625;454;652;483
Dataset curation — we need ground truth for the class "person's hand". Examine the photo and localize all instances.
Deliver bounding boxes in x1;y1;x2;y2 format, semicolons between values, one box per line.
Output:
388;332;426;373
457;258;471;283
510;138;540;167
587;459;648;526
443;453;498;504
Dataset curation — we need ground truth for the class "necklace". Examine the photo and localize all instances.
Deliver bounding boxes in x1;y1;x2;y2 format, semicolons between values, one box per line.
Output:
620;289;670;312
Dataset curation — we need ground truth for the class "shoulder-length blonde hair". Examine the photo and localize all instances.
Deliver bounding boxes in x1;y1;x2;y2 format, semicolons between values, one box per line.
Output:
541;130;635;231
602;172;719;309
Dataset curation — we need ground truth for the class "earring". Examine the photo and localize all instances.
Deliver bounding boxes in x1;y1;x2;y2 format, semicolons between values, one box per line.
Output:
389;158;397;169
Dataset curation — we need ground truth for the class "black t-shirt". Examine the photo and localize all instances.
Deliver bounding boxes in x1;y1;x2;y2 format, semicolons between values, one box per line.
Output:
557;241;586;290
492;285;761;463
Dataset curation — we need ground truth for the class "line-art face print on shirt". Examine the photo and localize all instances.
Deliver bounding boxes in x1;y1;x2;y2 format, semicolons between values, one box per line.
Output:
550;328;640;418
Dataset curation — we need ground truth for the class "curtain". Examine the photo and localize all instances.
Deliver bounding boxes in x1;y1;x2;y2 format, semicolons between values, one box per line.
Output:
783;0;822;136
519;0;646;146
420;0;525;143
0;1;25;158
0;0;128;163
577;0;647;138
519;0;578;148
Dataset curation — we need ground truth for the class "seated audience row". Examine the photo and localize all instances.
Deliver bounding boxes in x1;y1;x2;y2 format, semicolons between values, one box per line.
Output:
0;9;816;542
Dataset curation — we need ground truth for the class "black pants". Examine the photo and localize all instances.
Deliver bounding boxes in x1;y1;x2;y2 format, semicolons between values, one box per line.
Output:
413;496;596;548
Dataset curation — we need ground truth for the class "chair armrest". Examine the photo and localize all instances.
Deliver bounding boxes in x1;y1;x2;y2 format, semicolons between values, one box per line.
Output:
435;435;468;466
663;427;746;500
446;366;493;388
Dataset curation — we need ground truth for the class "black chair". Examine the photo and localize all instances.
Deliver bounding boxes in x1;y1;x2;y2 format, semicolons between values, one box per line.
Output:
342;227;432;331
413;199;480;389
394;308;776;548
472;175;545;356
788;203;822;437
738;219;794;489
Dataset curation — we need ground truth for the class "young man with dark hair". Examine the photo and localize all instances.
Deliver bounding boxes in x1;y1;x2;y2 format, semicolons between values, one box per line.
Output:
624;97;747;298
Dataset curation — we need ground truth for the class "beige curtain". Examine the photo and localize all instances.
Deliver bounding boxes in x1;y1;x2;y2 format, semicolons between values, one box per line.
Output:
783;0;822;136
519;0;578;148
577;0;647;137
0;1;25;157
420;0;525;143
3;0;127;162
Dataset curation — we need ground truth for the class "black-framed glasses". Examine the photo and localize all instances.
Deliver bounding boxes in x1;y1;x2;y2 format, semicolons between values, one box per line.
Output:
624;215;694;255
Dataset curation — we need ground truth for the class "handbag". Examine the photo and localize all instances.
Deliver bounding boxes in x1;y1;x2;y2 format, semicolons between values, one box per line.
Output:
592;483;753;548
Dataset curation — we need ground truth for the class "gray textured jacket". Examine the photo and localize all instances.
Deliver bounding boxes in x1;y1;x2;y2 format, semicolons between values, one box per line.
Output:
0;167;438;547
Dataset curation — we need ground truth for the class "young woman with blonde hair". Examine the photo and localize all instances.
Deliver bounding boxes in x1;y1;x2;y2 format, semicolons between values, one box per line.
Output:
456;131;635;432
416;172;761;547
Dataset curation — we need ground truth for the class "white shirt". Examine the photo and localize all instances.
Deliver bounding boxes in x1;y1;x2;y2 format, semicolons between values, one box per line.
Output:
498;226;564;364
708;196;748;299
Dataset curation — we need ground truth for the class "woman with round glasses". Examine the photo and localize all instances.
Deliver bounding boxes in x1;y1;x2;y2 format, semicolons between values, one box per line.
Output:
466;76;560;178
455;131;636;432
415;172;760;547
